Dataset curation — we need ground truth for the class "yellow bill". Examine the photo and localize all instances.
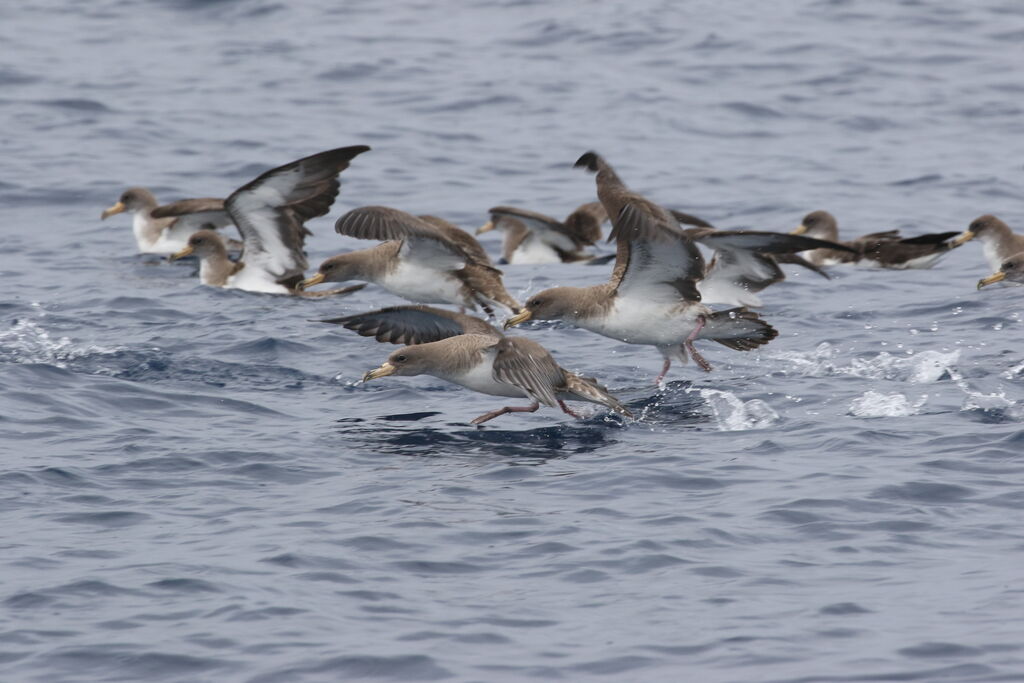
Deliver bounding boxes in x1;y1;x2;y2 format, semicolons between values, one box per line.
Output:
790;224;808;236
503;309;532;330
297;273;325;291
101;201;126;219
977;271;1005;290
168;244;194;261
476;220;495;235
362;362;396;382
951;231;975;248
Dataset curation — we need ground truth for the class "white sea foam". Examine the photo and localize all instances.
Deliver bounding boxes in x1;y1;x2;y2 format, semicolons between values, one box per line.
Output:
0;319;122;369
699;389;779;431
772;342;959;384
849;391;927;418
1002;361;1024;380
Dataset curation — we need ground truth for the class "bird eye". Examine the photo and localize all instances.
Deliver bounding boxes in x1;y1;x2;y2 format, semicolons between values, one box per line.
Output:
395;354;408;363
530;299;543;307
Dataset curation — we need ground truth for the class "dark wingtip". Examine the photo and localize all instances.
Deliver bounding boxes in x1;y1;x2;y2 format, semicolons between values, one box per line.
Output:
574;151;600;172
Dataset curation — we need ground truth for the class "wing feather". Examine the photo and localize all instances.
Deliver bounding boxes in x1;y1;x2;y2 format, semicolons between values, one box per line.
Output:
225;145;369;283
335;206;470;270
609;204;704;303
320;305;499;345
489;206;580;253
692;230;857;254
151;198;226;218
491;337;561;408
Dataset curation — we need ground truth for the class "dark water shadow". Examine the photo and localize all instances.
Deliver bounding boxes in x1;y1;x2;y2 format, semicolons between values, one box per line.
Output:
335;409;628;462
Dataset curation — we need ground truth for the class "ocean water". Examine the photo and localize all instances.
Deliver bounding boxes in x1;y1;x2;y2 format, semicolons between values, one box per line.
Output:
2;0;1024;681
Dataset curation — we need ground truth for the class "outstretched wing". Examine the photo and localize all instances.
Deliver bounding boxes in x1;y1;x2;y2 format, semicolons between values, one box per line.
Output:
151;198;234;239
694;230;854;302
335;206;471;270
319;305;499;345
489;206;579;252
700;250;785;305
491;337;562;408
226;145;370;284
774;252;831;279
418;215;497;268
670;209;716;229
609;203;705;303
691;229;857;255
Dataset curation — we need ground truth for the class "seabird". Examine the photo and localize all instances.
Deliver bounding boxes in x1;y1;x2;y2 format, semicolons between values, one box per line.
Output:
322;305;631;424
666;214;853;307
299;207;522;315
951;215;1024;272
169;230;363;297
667;208;837;286
168;145;371;295
504;151;779;382
791;210;960;269
977;252;1024;289
477;203;609;264
101;189;235;254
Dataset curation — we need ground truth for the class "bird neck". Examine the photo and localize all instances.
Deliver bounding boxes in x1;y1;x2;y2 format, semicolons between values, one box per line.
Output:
198;248;234;286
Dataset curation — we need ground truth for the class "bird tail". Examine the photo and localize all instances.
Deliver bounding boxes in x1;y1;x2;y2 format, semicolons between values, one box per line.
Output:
562;372;633;419
459;266;522;314
698;307;778;350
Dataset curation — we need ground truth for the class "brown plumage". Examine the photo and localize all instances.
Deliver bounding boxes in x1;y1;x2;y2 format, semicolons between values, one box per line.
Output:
793;210;959;269
334;305;631;423
479;202;609;263
301;206;521;315
953;215;1024;272
505;151;777;383
169;230;365;298
165;145;371;295
101;188;236;254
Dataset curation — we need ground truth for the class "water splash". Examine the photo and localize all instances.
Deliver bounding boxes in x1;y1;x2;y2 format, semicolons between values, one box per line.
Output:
1002;361;1024;380
849;391;927;418
772;342;958;384
946;364;1023;420
699;389;779;431
0;319;123;368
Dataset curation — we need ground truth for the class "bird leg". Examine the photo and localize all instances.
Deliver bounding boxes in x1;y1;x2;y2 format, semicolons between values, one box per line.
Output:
558;400;583;419
685;315;713;373
654;358;672;386
471;401;540;425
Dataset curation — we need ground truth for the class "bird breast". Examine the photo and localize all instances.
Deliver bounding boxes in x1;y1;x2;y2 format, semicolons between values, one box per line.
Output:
578;298;706;346
380;260;466;305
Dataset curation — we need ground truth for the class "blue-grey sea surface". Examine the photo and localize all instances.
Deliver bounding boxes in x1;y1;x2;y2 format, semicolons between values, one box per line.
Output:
2;0;1024;681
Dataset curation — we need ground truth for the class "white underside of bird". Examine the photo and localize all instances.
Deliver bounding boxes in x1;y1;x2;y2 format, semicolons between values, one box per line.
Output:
434;349;531;399
508;236;564;264
225;266;290;294
379;260;465;305
134;213;191;254
572;297;706;347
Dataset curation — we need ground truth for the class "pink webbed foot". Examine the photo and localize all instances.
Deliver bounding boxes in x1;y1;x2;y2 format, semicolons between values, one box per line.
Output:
558;400;583;419
470;401;540;425
685;315;713;373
